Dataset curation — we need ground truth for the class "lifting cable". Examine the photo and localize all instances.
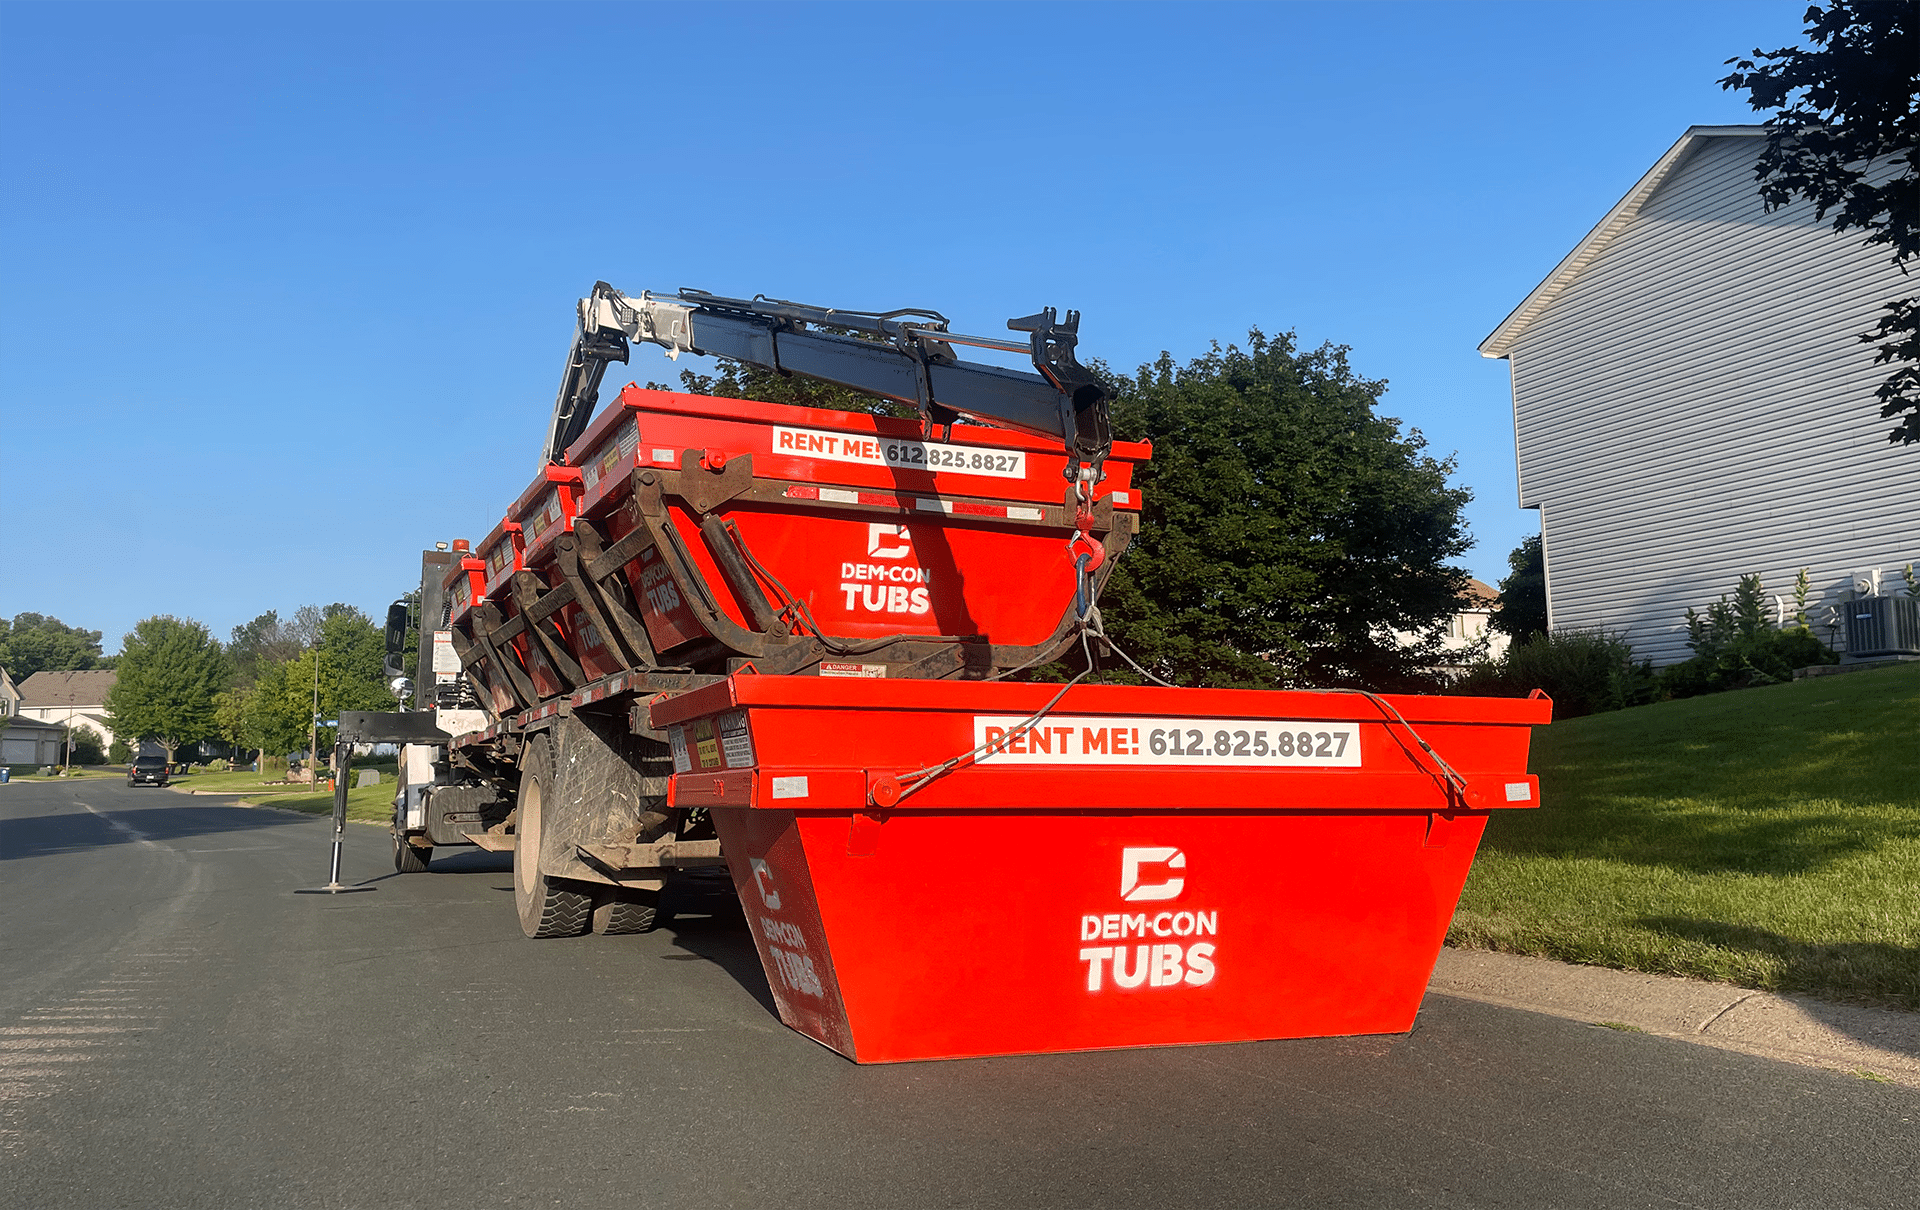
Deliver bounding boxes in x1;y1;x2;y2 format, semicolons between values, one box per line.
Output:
887;627;1099;806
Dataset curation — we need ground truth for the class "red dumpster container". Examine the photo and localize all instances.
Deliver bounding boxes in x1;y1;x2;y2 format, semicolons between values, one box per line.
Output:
561;385;1149;658
487;469;587;701
650;676;1549;1063
442;547;486;628
513;465;583;569
477;518;523;602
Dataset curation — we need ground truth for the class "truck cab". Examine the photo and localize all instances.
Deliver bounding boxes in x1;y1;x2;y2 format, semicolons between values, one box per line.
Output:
384;549;504;873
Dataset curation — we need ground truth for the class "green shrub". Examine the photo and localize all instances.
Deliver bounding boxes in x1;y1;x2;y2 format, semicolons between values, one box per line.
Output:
67;731;105;766
1660;573;1838;698
108;738;131;764
1450;628;1654;718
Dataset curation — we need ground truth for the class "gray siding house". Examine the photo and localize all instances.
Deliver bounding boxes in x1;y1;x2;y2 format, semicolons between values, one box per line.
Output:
1480;125;1919;667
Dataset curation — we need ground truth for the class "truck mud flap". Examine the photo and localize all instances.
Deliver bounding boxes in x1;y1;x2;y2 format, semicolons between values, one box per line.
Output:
541;712;675;889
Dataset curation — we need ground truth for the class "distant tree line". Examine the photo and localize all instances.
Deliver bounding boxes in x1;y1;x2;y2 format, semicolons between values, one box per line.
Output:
0;614;115;679
0;606;394;766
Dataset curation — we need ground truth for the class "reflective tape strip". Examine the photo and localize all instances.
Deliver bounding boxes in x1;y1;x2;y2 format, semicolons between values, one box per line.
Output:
780;485;1053;522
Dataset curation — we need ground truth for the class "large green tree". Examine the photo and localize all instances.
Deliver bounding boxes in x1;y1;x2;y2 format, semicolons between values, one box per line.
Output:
658;364;912;419
312;608;394;711
104;616;231;764
0;613;105;679
1097;331;1473;690
1721;2;1920;443
1489;534;1548;642
227;610;306;687
240;608;394;760
238;661;306;759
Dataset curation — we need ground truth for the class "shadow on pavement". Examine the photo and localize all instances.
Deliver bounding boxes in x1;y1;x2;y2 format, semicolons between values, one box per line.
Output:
0;804;308;861
418;848;513;874
414;851;773;1017
659;875;776;1016
1637;915;1920;1039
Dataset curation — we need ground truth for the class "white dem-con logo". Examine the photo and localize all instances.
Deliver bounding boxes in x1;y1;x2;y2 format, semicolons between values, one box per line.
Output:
749;858;825;999
1077;846;1217;992
839;523;932;615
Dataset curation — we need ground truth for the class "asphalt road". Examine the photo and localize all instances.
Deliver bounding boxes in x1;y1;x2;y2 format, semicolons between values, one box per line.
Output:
2;778;1913;1210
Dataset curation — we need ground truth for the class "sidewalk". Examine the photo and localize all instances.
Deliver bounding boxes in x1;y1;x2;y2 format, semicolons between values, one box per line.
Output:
1429;947;1920;1089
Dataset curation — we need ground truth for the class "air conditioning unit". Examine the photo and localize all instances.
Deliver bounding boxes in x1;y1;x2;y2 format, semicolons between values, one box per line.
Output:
1843;596;1920;659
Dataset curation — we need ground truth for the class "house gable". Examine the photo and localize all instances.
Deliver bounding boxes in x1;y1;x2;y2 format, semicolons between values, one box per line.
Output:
16;669;121;748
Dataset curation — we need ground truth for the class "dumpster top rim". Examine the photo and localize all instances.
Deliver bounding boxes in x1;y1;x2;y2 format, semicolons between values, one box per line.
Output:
476;516;521;552
648;675;1552;729
509;465;582;518
595;384;1155;463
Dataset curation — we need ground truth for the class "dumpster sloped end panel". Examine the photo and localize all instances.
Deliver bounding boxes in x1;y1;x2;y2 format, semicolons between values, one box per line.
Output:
715;809;859;1059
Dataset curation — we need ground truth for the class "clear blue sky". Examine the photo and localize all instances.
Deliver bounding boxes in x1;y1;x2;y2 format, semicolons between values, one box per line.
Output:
0;0;1804;654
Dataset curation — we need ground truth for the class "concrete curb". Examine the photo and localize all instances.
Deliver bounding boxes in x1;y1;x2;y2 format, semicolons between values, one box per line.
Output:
1429;947;1920;1089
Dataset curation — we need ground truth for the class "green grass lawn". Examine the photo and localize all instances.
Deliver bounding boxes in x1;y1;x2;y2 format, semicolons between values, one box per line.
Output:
259;779;396;823
172;763;399;823
4;765;128;781
1452;662;1920;1009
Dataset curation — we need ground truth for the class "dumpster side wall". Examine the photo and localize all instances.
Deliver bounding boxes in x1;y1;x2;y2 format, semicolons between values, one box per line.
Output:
730;809;1488;1063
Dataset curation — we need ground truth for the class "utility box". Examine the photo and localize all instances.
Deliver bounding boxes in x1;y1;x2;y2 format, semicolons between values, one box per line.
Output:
1844;596;1920;659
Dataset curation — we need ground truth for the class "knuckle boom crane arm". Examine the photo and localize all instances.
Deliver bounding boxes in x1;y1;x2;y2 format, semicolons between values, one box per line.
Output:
543;282;1115;482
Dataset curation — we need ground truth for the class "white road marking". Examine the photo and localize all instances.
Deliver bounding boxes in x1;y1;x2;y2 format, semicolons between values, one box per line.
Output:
76;799;162;849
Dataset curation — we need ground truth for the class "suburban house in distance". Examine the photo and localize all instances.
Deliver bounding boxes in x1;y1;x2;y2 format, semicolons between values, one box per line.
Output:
1389;578;1509;673
1480;125;1918;667
15;669;120;751
1445;578;1507;665
1;666;71;765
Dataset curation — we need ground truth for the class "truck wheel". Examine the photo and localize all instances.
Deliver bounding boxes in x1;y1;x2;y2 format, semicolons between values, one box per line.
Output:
393;831;431;873
591;886;662;935
513;734;591;938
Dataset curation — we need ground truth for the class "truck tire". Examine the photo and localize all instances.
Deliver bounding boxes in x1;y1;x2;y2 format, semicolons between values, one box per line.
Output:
393;831;431;873
513;734;591;938
591;886;662;935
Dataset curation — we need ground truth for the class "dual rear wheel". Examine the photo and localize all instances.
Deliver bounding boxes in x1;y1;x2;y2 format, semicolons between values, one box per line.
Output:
392;832;431;873
512;733;661;939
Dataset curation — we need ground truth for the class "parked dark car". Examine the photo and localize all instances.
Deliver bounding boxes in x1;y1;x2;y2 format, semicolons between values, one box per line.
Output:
127;755;170;787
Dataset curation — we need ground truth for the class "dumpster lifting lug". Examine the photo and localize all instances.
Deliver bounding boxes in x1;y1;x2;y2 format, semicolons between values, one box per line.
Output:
1424;805;1490;848
847;810;888;857
675;449;756;515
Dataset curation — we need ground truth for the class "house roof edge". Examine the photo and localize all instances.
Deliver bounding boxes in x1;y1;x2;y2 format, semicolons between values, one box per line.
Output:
1477;125;1768;359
